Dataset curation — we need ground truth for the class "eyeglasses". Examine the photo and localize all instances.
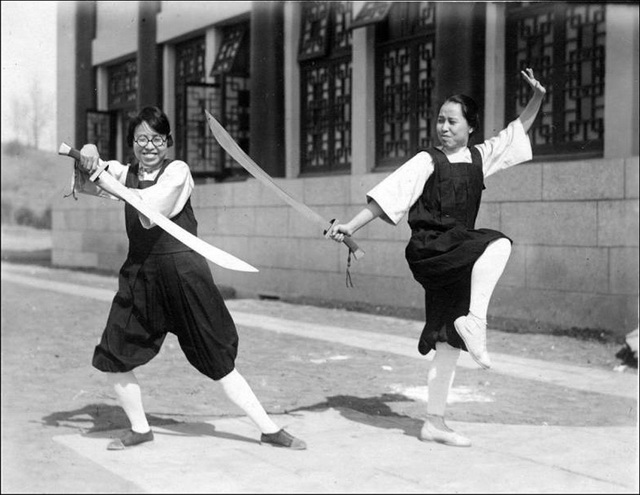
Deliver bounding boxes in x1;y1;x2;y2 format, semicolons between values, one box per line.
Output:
134;135;167;147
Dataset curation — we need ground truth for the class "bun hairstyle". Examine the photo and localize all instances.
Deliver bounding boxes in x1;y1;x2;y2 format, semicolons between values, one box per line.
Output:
126;106;174;148
442;94;480;133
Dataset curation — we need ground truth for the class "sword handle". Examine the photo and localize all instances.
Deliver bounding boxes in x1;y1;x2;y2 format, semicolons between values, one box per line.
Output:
58;142;82;161
343;236;365;260
58;143;108;182
326;219;365;260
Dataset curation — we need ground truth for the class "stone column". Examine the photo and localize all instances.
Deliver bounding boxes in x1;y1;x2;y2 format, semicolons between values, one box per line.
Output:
74;1;97;146
250;1;285;176
137;1;161;109
434;2;486;142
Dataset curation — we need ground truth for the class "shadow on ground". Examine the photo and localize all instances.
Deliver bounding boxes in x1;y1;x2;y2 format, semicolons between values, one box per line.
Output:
41;397;425;444
41;403;178;434
292;394;424;438
40;403;259;445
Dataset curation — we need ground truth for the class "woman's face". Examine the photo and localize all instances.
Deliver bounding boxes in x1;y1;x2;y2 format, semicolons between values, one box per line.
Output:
436;101;474;153
133;121;168;169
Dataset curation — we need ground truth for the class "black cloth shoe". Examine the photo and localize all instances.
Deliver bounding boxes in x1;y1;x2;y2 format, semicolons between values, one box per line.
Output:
260;429;306;450
107;429;154;450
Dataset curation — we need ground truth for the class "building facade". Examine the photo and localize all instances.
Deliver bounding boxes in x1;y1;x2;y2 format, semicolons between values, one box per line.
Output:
55;1;639;338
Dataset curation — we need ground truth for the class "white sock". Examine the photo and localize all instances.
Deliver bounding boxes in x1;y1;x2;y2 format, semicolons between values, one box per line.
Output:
107;371;150;434
218;368;280;434
426;342;460;417
469;238;511;320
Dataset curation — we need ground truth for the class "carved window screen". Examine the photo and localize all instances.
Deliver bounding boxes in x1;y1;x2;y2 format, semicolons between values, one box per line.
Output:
375;2;436;169
299;1;353;174
209;21;251;179
106;59;138;162
350;2;393;29
211;23;249;77
175;36;207;166
86;110;116;159
184;83;223;176
217;76;251;177
107;58;138;110
506;2;605;158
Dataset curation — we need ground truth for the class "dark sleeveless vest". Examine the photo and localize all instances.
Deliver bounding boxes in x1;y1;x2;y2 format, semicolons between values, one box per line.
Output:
404;147;509;355
407;146;485;234
125;159;198;256
405;146;489;288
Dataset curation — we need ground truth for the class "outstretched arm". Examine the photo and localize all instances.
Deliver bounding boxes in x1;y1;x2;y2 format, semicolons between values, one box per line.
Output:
518;68;547;133
327;201;384;243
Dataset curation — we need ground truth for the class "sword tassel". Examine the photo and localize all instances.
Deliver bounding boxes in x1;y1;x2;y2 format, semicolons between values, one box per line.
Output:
345;250;354;288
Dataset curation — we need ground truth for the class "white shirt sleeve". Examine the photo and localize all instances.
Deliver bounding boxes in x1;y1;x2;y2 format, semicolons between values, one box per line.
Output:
135;160;194;229
365;151;434;225
476;118;533;179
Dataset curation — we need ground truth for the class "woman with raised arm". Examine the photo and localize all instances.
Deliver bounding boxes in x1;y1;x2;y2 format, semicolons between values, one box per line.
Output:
329;69;546;447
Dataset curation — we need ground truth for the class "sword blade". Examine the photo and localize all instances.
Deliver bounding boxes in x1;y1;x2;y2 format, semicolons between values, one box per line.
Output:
204;110;364;259
205;110;324;227
59;143;259;273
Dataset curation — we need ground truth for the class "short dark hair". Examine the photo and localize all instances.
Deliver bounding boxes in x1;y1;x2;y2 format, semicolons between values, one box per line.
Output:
442;94;480;133
126;106;174;148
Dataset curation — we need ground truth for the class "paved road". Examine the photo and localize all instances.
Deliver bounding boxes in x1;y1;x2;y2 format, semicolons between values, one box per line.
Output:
1;261;638;493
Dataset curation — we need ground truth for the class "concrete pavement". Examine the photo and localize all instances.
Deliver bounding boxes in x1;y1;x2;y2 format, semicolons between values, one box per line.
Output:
2;261;638;493
53;411;635;494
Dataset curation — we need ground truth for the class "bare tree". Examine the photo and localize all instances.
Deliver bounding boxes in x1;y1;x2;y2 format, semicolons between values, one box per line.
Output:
9;96;28;144
9;79;52;149
27;79;53;149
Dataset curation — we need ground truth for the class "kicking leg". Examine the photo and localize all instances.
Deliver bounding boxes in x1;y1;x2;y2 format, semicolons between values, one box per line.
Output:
218;368;306;450
455;238;512;368
469;237;512;320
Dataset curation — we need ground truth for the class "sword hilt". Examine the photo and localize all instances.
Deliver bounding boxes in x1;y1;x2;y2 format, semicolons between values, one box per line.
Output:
58;143;109;182
325;219;365;260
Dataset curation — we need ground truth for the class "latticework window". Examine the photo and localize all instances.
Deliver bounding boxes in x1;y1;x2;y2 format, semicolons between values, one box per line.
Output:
211;22;251;178
86;110;116;158
184;83;221;175
217;76;250;176
506;2;605;158
175;36;207;165
108;59;137;109
299;1;353;174
374;2;436;168
107;59;138;162
211;23;249;77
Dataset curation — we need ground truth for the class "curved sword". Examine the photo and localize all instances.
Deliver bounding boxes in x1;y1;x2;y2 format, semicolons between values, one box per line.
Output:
204;110;365;260
58;143;259;273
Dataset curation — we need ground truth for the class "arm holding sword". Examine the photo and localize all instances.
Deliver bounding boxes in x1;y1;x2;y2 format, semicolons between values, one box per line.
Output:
324;202;383;242
74;145;193;229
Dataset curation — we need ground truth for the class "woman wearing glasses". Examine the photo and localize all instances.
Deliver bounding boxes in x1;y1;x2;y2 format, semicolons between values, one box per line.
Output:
75;106;306;451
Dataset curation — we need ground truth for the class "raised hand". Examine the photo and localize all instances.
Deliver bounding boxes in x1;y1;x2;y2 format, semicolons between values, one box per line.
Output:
521;68;546;97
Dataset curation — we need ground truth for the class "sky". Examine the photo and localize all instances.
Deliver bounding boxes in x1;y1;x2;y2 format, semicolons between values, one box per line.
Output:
1;1;58;150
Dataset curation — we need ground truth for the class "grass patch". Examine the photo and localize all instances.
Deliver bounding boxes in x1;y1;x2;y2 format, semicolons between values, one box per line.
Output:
1;140;70;228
